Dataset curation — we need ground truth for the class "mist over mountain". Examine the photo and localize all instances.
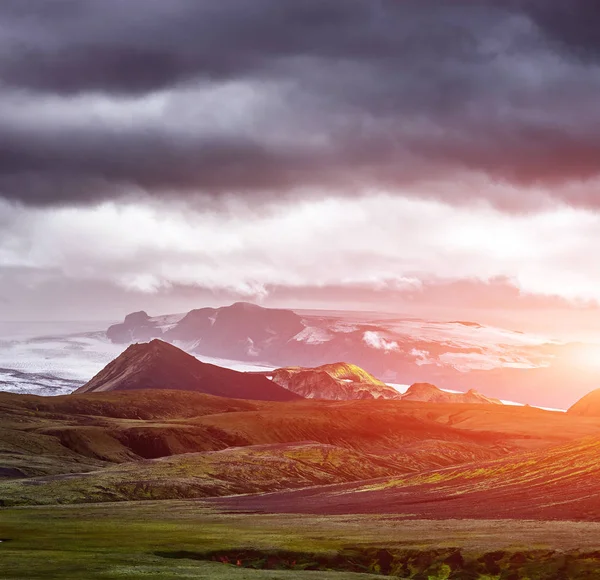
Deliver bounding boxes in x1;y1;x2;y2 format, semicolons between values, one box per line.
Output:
100;301;591;409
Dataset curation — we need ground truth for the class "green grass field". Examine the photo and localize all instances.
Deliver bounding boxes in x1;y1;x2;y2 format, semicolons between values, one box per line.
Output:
4;501;600;579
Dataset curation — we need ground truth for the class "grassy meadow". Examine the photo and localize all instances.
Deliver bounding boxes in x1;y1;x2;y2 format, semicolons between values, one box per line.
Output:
3;501;600;579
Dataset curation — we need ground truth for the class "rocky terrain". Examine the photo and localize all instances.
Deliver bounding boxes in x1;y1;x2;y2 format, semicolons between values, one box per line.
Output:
270;362;402;400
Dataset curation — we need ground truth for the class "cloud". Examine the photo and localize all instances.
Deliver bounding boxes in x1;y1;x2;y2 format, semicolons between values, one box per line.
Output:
3;193;600;309
1;1;600;208
519;0;600;60
363;332;400;353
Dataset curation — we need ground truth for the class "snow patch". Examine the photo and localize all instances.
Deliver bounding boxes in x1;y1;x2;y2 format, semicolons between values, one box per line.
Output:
386;383;411;394
293;326;333;345
363;331;399;353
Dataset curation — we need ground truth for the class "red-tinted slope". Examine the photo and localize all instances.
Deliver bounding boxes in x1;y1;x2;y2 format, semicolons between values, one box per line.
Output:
568;388;600;417
215;434;600;521
74;339;300;402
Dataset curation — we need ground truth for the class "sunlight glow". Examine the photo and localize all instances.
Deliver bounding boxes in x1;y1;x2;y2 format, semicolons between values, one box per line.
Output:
569;344;600;371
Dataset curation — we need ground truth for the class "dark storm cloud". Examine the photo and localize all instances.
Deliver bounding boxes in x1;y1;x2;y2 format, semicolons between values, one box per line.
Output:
1;0;600;207
518;0;600;60
0;1;486;95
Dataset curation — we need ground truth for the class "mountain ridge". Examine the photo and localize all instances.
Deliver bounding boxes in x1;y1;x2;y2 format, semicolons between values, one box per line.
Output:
75;339;300;402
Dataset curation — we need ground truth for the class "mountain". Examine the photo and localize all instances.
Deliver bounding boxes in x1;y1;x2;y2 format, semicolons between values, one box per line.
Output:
102;302;576;408
401;383;502;405
106;311;164;343
107;302;305;361
270;365;499;403
74;339;300;402
271;362;401;400
567;388;600;416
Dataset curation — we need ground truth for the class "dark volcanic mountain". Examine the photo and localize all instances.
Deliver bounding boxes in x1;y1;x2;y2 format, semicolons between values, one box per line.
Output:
271;363;402;400
75;339;300;402
402;383;502;405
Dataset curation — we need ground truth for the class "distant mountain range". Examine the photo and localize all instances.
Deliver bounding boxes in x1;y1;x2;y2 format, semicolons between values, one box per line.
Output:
401;383;501;405
78;339;502;405
104;301;568;406
107;302;304;362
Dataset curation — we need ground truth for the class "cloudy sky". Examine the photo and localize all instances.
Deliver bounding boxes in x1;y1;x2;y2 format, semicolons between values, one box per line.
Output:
1;0;600;334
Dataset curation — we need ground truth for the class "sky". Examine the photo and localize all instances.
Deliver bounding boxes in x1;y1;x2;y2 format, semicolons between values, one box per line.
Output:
1;0;600;335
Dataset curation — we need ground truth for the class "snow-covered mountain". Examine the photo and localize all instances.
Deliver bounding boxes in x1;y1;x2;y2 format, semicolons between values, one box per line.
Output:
103;302;563;402
0;302;595;409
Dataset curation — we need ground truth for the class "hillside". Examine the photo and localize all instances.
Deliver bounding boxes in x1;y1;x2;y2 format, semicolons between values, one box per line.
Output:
568;388;600;416
0;442;413;506
401;383;501;405
270;365;499;404
75;339;300;402
4;386;600;510
216;434;600;521
271;362;401;400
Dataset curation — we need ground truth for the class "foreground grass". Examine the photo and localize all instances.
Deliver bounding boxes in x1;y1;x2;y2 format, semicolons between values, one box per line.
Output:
3;501;600;579
0;502;381;579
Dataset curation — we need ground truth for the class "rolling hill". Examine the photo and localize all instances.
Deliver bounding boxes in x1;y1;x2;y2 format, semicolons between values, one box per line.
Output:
3;384;600;509
215;433;600;521
568;388;600;417
0;442;414;506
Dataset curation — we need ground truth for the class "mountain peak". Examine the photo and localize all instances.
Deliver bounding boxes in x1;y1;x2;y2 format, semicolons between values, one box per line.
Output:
75;340;301;402
228;301;264;310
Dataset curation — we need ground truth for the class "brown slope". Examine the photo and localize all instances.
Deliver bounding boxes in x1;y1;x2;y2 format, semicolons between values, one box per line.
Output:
0;390;267;474
0;389;261;421
4;388;600;489
75;339;300;402
214;434;600;521
568;388;600;417
190;399;592;456
0;443;416;506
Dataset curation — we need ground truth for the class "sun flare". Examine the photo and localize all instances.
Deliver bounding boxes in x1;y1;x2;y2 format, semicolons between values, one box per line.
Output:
569;344;600;371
